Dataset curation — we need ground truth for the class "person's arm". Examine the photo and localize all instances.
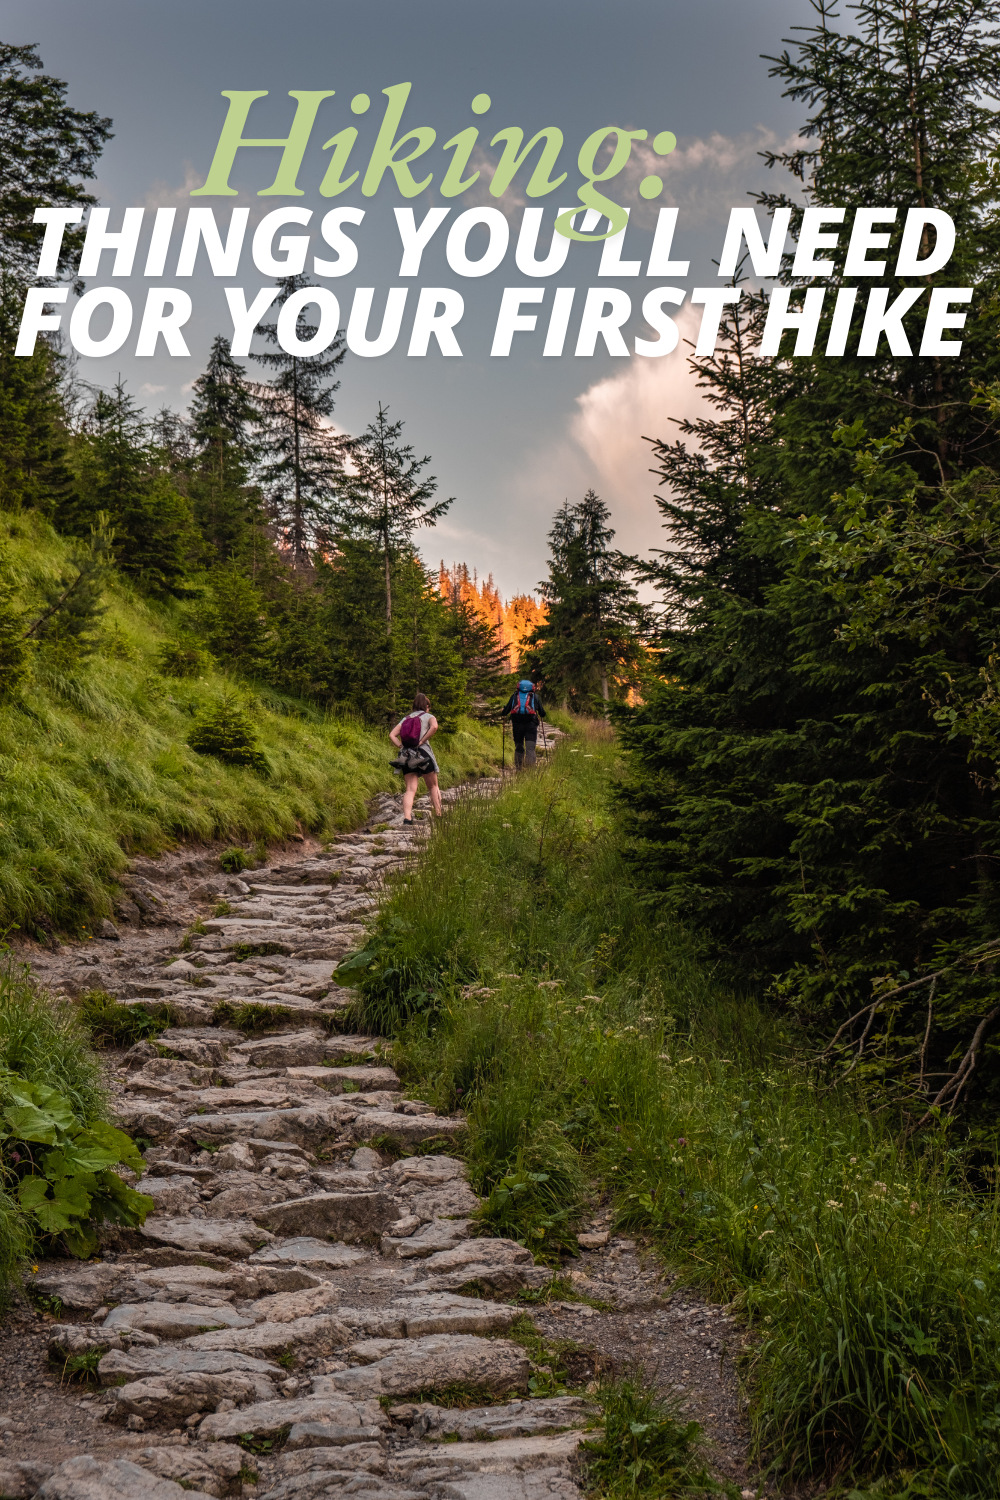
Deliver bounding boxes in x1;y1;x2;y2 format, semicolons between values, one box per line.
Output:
419;715;438;744
500;694;512;718
389;722;403;747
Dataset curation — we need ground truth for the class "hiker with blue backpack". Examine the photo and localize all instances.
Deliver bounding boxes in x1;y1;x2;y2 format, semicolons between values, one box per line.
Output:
501;678;547;769
389;692;443;824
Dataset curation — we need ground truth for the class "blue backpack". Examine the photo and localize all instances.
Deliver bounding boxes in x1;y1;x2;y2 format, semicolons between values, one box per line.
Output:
513;681;538;716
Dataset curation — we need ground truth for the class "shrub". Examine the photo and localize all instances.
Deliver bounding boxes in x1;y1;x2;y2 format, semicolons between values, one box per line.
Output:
220;847;253;874
188;697;269;774
157;640;212;678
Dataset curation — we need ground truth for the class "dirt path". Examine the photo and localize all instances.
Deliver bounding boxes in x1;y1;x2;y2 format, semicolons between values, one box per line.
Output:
2;768;760;1500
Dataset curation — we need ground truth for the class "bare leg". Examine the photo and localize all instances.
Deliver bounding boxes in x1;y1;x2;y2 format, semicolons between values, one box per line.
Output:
402;773;419;819
424;771;443;817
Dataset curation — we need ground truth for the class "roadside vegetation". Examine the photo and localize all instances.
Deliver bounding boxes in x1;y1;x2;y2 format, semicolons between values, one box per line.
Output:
337;724;1000;1498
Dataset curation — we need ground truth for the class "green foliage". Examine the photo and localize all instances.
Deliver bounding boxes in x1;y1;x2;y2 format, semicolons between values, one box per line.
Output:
617;0;1000;1140
0;544;27;697
219;847;254;874
0;42;111;286
78;989;173;1049
475;1157;580;1260
0;1076;152;1257
188;696;269;774
24;514;114;662
212;1001;293;1035
157;640;212;679
524;491;646;712
582;1375;725;1498
0;961;104;1121
366;725;1000;1496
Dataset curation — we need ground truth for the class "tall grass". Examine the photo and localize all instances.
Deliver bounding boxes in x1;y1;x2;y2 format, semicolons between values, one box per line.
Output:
2;515;501;934
338;723;1000;1497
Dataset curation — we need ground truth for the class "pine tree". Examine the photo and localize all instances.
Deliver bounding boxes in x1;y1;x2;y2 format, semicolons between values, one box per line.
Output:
526;490;646;710
189;336;262;563
251;276;346;565
0;43;111;286
616;0;1000;1126
24;512;114;659
342;404;452;641
72;382;195;593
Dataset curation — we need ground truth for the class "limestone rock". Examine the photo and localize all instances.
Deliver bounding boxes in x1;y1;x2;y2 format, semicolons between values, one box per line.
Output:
198;1393;385;1444
255;1190;398;1242
133;1444;245;1499
382;1217;472;1259
140;1215;274;1260
387;1155;465;1188
136;1177;202;1215
0;1459;53;1498
29;1261;125;1316
178;1103;354;1150
100;1345;282;1385
231;1030;327;1068
286;1065;400;1094
106;1369;272;1423
183;1312;351;1359
420;1238;532;1273
389;1292;519;1338
111;1102;181;1143
408;1181;480;1221
35;1455;215;1500
283;1422;384;1450
347;1110;465;1146
248;1283;342;1323
331;1334;530;1398
418;1395;596;1440
103;1302;256;1339
249;1237;369;1270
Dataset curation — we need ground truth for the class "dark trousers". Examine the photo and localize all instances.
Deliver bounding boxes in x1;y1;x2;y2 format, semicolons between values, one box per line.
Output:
510;718;537;768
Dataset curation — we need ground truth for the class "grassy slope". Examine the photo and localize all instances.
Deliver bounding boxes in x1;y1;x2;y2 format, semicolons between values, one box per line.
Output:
3;515;500;936
342;720;1000;1498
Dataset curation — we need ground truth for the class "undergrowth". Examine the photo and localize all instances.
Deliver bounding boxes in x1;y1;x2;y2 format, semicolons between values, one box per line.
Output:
0;512;501;936
335;721;1000;1498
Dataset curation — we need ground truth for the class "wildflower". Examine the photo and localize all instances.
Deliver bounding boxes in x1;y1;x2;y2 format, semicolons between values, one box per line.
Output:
826;1199;842;1210
677;1138;687;1147
575;1006;585;1013
873;1181;888;1193
910;1201;919;1215
849;1156;857;1164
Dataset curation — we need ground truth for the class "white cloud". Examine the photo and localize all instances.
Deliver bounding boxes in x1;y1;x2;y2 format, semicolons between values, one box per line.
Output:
140;382;167;396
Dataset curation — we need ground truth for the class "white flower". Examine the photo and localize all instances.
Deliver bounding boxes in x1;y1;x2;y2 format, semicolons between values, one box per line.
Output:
826;1199;842;1210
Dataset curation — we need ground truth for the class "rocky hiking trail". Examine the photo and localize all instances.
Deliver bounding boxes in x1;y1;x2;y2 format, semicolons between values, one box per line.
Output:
4;762;757;1500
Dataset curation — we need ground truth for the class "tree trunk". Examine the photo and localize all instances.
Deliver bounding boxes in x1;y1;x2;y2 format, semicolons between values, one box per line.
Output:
601;669;609;702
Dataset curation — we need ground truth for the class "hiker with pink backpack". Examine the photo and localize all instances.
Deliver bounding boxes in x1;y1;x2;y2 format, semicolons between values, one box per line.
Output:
389;692;443;824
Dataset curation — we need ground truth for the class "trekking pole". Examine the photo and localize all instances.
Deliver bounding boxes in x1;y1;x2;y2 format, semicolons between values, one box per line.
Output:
501;716;506;774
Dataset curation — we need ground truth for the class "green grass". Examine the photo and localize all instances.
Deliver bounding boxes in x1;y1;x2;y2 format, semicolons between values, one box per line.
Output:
335;721;1000;1498
582;1374;730;1498
0;513;502;937
78;988;175;1048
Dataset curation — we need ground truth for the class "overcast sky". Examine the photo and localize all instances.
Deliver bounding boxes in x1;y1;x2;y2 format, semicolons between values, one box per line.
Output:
10;0;808;596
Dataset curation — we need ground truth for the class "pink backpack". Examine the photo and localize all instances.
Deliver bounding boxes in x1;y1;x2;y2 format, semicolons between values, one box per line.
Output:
399;713;423;747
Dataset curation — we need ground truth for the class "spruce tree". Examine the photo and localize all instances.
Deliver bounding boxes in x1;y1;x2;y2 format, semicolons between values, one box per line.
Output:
189;336;261;563
341;403;452;640
251;276;346;565
526;490;645;710
72;382;195;593
617;0;1000;1124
